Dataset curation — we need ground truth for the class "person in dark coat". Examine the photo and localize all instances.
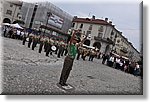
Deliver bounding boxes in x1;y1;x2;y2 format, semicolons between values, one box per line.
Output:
3;26;7;37
102;54;107;64
8;28;13;38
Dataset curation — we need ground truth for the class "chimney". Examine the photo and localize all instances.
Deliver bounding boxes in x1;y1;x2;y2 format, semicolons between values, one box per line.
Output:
73;16;78;19
105;18;108;22
109;21;112;24
92;15;95;19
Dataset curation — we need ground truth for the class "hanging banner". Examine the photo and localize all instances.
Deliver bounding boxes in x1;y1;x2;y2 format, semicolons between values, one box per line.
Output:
48;13;64;29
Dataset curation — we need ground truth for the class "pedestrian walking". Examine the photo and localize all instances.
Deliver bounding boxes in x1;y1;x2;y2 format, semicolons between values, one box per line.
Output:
133;62;140;76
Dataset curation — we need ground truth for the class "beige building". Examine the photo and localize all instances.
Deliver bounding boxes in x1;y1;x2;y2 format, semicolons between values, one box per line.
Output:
114;31;140;61
3;0;22;24
72;16;117;54
114;32;129;57
71;16;141;61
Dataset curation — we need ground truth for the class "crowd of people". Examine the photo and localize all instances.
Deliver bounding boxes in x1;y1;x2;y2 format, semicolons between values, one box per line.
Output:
2;25;142;79
102;53;142;77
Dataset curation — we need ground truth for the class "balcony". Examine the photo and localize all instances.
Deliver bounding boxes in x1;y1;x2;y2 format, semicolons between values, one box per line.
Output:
120;47;128;53
94;36;114;44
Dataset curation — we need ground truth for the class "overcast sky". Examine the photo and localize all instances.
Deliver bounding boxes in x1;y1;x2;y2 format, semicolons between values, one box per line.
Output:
21;0;142;52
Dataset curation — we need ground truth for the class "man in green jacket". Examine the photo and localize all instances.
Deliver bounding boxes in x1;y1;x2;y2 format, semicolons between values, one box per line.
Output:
59;39;77;86
59;30;80;86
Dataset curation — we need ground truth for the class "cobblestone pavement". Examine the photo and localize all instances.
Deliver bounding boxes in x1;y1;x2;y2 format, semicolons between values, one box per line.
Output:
1;37;142;95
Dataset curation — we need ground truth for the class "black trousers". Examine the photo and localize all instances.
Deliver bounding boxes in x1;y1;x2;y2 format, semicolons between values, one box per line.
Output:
39;42;43;53
115;63;120;69
45;44;52;56
64;49;68;56
76;53;81;60
32;41;36;50
59;56;74;84
28;39;32;48
57;49;62;58
22;37;26;45
89;55;94;61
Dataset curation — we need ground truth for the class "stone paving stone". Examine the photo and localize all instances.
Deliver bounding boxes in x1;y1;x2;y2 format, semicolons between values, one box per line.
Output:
1;37;142;95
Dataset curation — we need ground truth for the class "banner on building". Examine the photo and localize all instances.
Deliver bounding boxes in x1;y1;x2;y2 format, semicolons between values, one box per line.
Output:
48;13;64;29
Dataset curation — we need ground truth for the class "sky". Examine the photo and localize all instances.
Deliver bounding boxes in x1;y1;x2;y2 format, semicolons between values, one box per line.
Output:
21;0;142;52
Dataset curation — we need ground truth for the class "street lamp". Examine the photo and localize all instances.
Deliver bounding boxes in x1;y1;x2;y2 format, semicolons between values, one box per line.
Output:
43;12;52;36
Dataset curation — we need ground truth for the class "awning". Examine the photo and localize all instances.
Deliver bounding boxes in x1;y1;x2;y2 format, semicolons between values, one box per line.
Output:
10;23;23;29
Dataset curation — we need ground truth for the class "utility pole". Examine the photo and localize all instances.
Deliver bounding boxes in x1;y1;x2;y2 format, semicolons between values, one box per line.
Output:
43;12;52;36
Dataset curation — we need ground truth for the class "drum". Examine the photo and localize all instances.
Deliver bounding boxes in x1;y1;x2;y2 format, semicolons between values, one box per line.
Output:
51;45;56;51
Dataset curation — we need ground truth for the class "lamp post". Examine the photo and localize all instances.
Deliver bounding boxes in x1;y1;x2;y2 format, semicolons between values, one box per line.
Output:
43;12;52;36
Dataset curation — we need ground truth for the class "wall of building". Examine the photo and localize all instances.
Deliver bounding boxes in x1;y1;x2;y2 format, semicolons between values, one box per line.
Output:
0;0;3;24
72;19;115;54
3;0;22;23
21;2;73;34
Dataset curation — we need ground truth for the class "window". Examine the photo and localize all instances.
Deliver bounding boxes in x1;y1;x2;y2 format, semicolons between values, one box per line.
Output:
86;31;91;36
111;31;114;35
72;23;75;27
17;13;20;17
19;6;21;10
6;10;12;15
10;4;13;7
98;33;102;38
110;36;113;40
89;25;92;30
80;24;83;28
98;26;103;32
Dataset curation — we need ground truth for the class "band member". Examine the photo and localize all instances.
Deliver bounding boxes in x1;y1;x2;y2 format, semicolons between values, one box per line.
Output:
28;33;33;48
31;35;38;50
76;42;83;60
22;30;28;45
38;36;44;53
45;38;52;57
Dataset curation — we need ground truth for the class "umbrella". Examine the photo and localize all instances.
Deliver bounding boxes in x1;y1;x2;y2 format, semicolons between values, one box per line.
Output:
10;23;23;29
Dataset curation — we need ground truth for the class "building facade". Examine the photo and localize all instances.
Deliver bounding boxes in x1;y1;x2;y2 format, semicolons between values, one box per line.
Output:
3;0;23;24
21;1;73;41
72;16;117;54
72;16;141;61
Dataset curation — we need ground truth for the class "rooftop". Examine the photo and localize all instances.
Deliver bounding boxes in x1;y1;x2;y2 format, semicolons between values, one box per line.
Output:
73;17;112;26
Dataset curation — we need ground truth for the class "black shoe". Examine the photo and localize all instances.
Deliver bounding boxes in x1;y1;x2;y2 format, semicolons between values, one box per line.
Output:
59;83;68;86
